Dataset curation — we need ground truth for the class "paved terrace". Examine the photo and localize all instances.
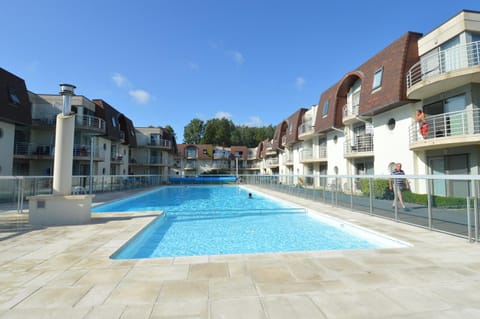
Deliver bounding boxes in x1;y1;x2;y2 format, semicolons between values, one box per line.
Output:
0;186;479;319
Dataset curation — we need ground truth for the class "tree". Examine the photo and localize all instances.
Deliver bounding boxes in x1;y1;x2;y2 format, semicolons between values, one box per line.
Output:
183;118;205;144
204;118;235;146
164;125;176;139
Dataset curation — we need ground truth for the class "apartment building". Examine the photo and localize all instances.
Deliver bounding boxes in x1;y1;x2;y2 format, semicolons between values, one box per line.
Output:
0;68;32;176
0;70;177;180
130;126;177;180
406;10;480;197
174;144;252;176
271;10;480;198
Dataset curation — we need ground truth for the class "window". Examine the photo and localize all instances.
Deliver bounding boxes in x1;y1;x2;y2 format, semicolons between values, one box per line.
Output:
111;117;117;128
372;67;383;90
8;87;20;105
387;118;396;130
322;100;329;117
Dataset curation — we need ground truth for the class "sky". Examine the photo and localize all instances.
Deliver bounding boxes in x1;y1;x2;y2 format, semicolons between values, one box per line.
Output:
2;1;479;142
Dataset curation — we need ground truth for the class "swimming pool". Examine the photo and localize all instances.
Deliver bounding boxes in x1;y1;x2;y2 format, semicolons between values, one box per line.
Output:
93;186;408;259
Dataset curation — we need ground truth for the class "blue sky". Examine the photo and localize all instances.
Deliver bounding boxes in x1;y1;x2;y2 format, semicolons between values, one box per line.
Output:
2;1;479;141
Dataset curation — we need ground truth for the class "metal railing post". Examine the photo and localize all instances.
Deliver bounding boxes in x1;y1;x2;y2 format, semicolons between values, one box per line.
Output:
369;177;373;215
473;180;479;242
349;177;354;211
427;177;433;230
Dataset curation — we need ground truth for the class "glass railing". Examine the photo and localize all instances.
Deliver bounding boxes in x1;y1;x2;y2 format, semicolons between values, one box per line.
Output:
409;109;480;143
240;173;480;242
407;40;480;88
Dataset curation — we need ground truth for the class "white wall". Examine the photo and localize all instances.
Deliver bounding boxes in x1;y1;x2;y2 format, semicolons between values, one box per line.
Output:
373;103;417;176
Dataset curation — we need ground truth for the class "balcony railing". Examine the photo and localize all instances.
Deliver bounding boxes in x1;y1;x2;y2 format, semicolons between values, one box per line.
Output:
75;115;106;133
300;147;327;162
298;120;314;136
344;134;374;155
343;103;360;122
148;139;172;149
407;40;480;89
266;158;279;166
14;143;99;158
409;109;480;144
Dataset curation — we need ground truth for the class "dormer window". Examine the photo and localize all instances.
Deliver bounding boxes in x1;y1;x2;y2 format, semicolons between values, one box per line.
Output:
8;87;20;105
322;100;329;117
372;67;383;90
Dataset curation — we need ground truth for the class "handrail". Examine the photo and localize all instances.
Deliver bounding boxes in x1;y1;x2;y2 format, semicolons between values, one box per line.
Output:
407;40;480;89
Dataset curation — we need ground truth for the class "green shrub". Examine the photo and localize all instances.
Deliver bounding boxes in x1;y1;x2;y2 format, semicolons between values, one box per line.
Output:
358;178;391;199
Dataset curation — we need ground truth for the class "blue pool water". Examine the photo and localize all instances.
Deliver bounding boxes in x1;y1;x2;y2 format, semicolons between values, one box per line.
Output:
93;186;406;259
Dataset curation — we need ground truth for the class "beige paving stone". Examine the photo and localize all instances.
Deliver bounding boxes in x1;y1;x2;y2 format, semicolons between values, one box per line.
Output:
188;262;229;280
124;264;189;282
0;286;41;310
379;286;451;313
46;269;89;287
120;305;154;319
75;284;117;307
209;276;258;299
0;307;91;319
13;286;91;309
249;265;295;283
284;258;326;280
151;298;207;318
256;280;325;295
75;268;131;286
210;297;267;319
159;280;209;299
227;261;249;277
83;304;125;319
104;282;162;305
311;290;409;319
262;295;327;319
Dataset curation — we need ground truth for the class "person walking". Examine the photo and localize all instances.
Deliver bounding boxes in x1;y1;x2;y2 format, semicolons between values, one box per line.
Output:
389;163;409;209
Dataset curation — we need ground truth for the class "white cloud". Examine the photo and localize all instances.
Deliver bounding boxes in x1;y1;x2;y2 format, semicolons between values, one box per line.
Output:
229;50;245;65
112;73;129;88
244;116;263;127
295;77;306;90
215;111;233;120
129;89;151;104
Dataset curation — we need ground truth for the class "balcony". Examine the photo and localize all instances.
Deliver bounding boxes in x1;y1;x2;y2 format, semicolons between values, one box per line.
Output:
32;117;56;128
14;143;103;160
344;134;374;157
298;120;315;140
343;103;360;124
406;41;480;99
265;142;277;156
75;115;106;134
300;147;327;163
148;139;172;149
409;109;480;150
282;153;293;166
266;158;279;167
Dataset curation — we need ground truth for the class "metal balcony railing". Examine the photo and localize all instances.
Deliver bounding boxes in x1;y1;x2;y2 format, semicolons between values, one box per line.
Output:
75;115;106;133
409;109;480;143
407;40;480;89
344;134;374;155
343;102;360;119
14;143;98;158
298;120;314;136
300;147;327;162
148;139;172;149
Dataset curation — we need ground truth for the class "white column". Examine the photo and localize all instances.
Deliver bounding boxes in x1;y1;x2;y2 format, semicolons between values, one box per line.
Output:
52;113;75;195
